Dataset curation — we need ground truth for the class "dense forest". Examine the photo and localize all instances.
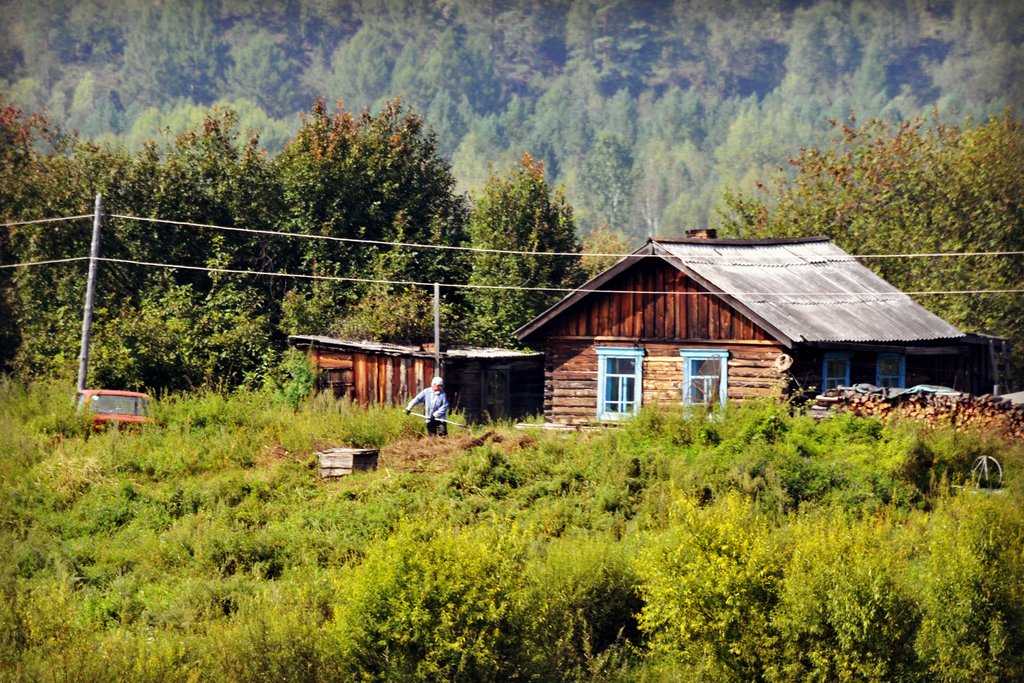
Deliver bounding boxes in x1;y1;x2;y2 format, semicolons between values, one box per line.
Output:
2;0;1022;237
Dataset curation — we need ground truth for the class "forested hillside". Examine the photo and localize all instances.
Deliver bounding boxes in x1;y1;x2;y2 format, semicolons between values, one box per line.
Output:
2;0;1022;239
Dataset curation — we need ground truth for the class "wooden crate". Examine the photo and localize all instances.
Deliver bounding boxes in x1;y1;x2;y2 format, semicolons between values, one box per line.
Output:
318;448;379;477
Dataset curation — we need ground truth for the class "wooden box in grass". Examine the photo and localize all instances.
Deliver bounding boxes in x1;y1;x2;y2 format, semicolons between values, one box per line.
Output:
318;447;378;477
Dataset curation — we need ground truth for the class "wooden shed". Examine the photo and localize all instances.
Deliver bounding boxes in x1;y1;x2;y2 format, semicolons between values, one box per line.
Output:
515;235;1003;426
288;336;544;423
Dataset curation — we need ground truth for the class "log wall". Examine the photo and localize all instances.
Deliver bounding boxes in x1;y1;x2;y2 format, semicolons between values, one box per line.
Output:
545;339;788;425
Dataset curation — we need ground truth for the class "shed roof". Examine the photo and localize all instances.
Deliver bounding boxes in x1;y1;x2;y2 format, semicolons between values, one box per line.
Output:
516;237;965;345
288;336;541;360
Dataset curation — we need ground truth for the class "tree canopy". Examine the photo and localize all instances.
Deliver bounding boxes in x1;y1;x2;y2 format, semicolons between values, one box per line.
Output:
0;97;576;390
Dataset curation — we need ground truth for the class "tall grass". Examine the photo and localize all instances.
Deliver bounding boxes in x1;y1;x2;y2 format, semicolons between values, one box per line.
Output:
2;384;1022;681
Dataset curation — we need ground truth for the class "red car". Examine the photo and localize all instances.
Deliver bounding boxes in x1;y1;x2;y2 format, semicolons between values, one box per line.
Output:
76;389;155;428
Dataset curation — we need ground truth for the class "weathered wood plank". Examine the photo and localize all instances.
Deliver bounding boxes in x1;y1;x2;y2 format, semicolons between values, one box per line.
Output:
318;448;379;477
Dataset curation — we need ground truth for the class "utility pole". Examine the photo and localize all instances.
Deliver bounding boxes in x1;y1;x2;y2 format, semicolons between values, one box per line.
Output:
433;282;441;374
77;194;102;391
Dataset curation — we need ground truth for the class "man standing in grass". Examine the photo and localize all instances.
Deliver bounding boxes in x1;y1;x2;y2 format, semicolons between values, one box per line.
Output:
405;376;449;436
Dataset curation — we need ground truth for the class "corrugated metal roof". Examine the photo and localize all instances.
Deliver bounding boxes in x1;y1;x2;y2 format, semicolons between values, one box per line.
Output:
654;239;964;343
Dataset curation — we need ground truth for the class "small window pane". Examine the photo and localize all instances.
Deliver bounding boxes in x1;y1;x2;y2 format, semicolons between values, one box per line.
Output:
681;352;727;406
606;376;621;403
877;355;903;388
825;359;845;377
608;357;636;375
823;356;849;391
692;357;721;377
602;362;637;415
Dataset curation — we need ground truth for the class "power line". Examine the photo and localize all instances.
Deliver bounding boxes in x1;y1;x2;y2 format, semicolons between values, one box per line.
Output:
0;214;93;228
2;254;1022;296
6;213;1024;265
28;255;1020;297
109;213;1024;261
856;250;1024;259
0;256;89;269
109;213;597;258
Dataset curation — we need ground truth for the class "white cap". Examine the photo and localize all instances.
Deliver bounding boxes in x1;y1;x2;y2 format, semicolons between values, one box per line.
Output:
431;376;444;386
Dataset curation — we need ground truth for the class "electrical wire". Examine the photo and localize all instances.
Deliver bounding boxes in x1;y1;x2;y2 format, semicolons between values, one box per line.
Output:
48;255;1024;297
108;213;1024;261
0;256;89;269
108;213;599;258
0;214;93;228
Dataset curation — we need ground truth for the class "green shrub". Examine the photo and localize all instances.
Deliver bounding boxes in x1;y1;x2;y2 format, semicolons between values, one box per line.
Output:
769;510;923;682
272;350;317;410
523;535;642;680
210;578;341;683
914;494;1024;682
330;521;531;681
635;491;783;681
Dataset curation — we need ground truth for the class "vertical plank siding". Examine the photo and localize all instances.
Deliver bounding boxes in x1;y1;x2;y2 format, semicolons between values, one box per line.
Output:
301;342;544;422
312;351;436;407
543;259;768;342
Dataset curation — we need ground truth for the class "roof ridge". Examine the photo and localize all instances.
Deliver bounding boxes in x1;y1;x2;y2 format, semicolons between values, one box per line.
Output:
650;236;832;246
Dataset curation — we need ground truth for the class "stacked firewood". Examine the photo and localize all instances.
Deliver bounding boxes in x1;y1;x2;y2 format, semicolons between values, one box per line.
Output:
814;387;1024;440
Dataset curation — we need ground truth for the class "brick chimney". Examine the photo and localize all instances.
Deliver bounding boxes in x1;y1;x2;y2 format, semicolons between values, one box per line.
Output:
685;228;717;239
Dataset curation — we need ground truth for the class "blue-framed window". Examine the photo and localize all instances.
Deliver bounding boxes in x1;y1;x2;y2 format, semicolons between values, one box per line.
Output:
680;350;729;406
876;354;905;388
823;352;852;391
597;347;645;420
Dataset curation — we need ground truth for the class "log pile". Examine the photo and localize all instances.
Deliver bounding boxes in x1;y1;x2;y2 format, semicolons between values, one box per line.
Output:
814;388;1024;440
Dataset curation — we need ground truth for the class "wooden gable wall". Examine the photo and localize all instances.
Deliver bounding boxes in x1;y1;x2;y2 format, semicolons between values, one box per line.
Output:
540;257;770;341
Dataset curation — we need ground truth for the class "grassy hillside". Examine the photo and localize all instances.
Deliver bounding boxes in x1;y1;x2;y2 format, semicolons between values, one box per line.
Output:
2;381;1023;681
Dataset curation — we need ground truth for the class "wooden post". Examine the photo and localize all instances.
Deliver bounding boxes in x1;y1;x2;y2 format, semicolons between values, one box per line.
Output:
77;194;102;391
990;338;1002;396
434;282;441;372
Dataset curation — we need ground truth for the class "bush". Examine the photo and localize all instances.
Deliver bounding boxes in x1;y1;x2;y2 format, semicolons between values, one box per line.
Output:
522;535;642;680
635;492;783;681
329;522;531;681
914;494;1024;682
769;510;923;682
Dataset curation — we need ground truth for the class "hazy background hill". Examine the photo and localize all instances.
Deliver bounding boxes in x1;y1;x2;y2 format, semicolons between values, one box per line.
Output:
3;0;1021;244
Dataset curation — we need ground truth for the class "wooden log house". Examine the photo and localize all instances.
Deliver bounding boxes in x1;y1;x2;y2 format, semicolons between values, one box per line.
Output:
288;336;544;423
516;234;1003;426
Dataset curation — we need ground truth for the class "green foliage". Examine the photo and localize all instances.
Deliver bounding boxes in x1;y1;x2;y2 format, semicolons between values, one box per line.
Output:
2;385;1024;680
1;99;470;393
274;349;316;410
915;495;1024;681
636;492;783;680
770;511;923;682
522;536;642;680
6;0;1018;244
331;522;530;681
273;98;468;336
578;133;636;231
464;154;584;347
